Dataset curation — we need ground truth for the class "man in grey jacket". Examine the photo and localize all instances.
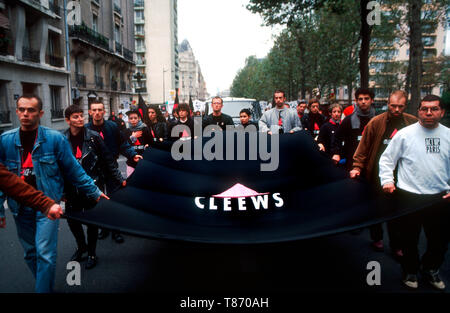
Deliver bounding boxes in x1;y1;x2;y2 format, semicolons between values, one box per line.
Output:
259;90;302;134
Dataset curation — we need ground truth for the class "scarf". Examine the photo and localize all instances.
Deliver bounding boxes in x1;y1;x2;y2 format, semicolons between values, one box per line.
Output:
350;105;375;129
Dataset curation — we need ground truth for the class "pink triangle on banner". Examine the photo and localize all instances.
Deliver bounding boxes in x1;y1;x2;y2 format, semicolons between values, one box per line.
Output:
213;183;269;198
181;129;190;137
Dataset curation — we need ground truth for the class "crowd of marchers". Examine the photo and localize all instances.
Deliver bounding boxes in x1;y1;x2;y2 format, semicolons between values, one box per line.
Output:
0;87;448;293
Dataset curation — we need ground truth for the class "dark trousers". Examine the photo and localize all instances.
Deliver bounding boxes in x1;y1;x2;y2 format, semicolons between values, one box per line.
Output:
399;200;450;274
67;219;98;256
369;218;402;250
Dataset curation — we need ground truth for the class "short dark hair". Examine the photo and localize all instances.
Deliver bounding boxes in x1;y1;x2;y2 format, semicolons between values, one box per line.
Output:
211;96;223;104
274;90;286;97
126;110;140;118
88;99;104;109
309;98;320;106
421;94;443;109
240;108;251;116
355;88;375;100
178;103;190;113
17;94;43;111
64;105;83;119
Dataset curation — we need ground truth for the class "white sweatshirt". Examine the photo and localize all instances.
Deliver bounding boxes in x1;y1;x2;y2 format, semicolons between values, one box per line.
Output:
379;122;450;195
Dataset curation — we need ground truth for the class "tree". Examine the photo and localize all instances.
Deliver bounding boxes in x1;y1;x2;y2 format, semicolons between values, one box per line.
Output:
247;0;374;88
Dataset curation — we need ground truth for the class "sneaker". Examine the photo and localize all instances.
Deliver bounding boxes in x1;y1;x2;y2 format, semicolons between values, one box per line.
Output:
371;240;384;252
85;255;98;270
402;273;418;289
70;247;87;262
423;269;445;290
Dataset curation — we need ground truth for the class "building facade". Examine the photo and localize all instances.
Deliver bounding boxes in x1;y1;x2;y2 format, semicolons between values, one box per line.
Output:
0;0;70;132
132;0;178;105
178;39;208;103
70;0;135;117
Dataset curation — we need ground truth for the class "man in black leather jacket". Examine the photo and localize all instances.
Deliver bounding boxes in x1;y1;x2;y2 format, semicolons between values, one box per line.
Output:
64;105;124;269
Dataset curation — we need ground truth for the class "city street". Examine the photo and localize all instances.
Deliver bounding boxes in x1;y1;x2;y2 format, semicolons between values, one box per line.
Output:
1;160;449;294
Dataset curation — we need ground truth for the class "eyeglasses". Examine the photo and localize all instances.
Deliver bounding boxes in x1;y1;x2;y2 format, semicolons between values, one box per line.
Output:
17;107;38;113
419;107;440;113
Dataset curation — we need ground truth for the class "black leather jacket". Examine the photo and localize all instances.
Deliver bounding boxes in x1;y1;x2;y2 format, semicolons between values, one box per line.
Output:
63;127;123;208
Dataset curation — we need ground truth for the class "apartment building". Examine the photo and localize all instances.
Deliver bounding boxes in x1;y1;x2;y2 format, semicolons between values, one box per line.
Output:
69;0;135;116
0;0;70;132
132;0;178;105
178;39;208;103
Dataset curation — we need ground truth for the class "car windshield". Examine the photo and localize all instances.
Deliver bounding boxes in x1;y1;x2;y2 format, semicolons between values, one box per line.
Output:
212;101;254;118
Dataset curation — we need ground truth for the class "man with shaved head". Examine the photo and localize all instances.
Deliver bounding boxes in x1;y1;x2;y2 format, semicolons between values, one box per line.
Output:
351;90;417;256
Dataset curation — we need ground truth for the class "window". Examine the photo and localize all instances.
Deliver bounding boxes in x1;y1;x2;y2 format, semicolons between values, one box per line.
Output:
50;86;63;118
92;14;98;32
135;10;144;21
422;36;435;46
114;24;121;43
136;39;144;50
0;81;10;124
135;25;144;35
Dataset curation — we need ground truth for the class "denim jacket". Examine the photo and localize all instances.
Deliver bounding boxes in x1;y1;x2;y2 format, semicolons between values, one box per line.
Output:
0;126;101;217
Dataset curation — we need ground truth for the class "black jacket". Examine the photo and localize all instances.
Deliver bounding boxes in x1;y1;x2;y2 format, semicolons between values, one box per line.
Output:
169;118;196;139
86;120;136;161
63;127;123;210
123;122;153;167
317;120;340;158
305;113;327;137
148;121;169;142
203;113;234;130
331;113;372;169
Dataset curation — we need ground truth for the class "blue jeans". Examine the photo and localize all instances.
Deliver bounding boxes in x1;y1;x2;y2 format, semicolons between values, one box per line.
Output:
13;207;59;293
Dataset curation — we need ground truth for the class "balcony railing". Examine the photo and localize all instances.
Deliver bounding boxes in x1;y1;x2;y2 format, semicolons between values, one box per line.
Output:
22;47;40;63
69;23;110;51
47;54;64;67
0;110;11;124
134;0;144;7
123;47;133;62
120;81;126;91
75;73;86;88
111;81;118;91
51;108;64;119
113;4;121;15
136;59;145;65
135;87;146;93
95;75;104;89
115;41;122;55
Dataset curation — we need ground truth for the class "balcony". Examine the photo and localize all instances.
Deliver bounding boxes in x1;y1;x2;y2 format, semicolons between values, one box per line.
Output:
51;108;64;119
75;73;86;88
115;41;122;55
69;23;110;51
135;87;146;93
136;59;145;66
134;0;144;7
114;4;121;15
95;75;103;89
135;18;145;25
46;54;64;67
0;110;11;124
123;47;133;62
22;47;40;63
120;81;126;91
111;81;118;91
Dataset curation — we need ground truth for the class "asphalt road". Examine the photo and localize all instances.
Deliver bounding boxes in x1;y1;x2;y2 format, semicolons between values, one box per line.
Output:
1;157;448;294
